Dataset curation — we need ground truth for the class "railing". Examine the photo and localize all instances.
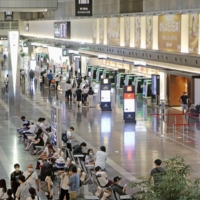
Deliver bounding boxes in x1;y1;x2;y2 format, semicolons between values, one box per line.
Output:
151;113;200;153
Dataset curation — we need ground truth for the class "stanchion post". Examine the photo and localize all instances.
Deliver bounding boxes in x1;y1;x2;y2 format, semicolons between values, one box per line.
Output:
172;123;175;141
194;123;196;131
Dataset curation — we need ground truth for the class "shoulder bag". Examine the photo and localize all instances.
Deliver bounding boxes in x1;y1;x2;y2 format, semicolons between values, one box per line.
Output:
25;171;34;182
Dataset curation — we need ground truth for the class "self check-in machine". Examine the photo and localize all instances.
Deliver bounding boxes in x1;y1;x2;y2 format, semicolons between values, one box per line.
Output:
103;69;118;85
86;66;92;76
116;73;129;89
96;68;105;82
123;85;136;123
91;66;97;80
100;79;112;111
134;77;148;95
143;80;152;98
125;75;140;86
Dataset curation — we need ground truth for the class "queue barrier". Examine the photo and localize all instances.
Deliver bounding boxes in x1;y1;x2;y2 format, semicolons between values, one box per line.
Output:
150;113;200;153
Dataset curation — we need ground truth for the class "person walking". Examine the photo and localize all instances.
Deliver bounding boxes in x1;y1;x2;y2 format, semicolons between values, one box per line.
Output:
65;81;72;101
29;69;35;82
179;92;191;114
55;75;60;90
4;74;9;93
47;70;53;87
88;87;94;107
10;163;23;198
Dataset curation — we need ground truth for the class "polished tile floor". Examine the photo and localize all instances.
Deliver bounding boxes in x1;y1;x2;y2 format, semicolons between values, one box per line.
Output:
0;70;200;199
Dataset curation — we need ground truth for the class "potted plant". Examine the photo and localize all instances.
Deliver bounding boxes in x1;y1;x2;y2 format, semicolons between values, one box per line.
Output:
129;156;200;200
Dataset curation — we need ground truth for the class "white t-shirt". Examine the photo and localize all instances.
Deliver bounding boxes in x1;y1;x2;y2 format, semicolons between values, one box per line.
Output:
95;151;107;170
96;171;108;187
0;188;8;199
23;171;38;189
67;131;72;144
26;124;36;134
60;173;69;190
39;122;46;130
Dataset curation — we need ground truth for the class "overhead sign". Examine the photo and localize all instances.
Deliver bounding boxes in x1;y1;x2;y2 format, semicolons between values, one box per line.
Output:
54;22;71;39
4;12;13;21
75;0;93;16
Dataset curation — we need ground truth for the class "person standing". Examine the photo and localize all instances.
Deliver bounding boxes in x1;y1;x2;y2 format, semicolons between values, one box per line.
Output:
59;168;70;200
149;159;166;184
65;81;72;101
4;74;9;93
45;169;53;200
68;166;80;200
55;75;60;90
10;163;23;198
66;127;75;151
88;87;94;107
95;146;108;171
76;86;82;108
47;70;53;87
179;92;191;114
23;164;39;192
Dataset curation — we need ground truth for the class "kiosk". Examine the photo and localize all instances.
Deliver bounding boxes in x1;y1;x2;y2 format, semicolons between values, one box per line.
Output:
123;86;136;123
100;79;112;111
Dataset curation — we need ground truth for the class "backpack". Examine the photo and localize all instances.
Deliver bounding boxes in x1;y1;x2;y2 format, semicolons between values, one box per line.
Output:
62;131;68;143
20;182;32;200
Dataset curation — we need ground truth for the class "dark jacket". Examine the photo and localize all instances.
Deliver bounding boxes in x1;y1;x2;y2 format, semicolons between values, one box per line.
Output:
73;145;83;155
112;184;126;195
40;162;52;181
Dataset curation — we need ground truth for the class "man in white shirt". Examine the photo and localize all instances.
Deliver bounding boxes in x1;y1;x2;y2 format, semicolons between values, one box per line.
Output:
66;127;75;151
95;146;108;171
95;166;113;187
20;122;36;139
23;164;39;191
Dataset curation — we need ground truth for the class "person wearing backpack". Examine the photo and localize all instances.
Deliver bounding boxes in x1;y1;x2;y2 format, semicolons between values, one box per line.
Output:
26;187;40;200
76;86;82;108
15;175;32;200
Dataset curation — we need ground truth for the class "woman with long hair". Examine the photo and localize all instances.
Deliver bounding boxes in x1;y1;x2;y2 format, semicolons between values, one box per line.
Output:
0;179;8;199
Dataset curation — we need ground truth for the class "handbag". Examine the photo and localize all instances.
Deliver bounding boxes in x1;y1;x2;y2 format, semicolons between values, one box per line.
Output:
40;181;49;192
70;191;78;200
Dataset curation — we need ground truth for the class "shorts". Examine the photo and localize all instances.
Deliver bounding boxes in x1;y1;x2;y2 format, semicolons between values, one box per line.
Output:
182;104;188;111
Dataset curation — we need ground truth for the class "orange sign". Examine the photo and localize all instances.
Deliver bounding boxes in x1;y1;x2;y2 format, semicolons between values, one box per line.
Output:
158;14;181;52
189;14;199;54
124;93;135;99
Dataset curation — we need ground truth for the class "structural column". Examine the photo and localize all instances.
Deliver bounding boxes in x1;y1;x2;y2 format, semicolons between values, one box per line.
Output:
8;31;21;116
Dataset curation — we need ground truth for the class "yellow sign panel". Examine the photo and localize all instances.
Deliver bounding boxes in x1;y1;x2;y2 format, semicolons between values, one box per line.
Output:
158;14;181;52
146;16;153;49
107;17;120;46
189;14;199;54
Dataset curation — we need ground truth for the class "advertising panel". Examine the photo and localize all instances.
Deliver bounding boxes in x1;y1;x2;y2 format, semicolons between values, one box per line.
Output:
124;17;130;47
189;13;199;54
92;19;97;43
124;93;135;112
146;16;153;49
107;17;120;46
158;14;181;52
135;16;141;48
51;106;57;146
75;0;92;16
99;18;104;44
54;22;71;39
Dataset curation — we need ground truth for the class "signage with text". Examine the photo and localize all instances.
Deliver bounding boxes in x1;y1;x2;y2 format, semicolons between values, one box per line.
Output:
54;22;71;39
75;0;92;16
4;12;13;21
158;14;181;52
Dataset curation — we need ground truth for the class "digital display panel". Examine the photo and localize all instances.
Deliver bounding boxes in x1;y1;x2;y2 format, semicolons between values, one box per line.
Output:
101;90;111;102
124;93;135;112
54;22;71;39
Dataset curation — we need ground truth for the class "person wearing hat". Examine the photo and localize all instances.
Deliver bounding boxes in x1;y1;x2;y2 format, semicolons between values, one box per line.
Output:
58;168;70;200
111;176;127;196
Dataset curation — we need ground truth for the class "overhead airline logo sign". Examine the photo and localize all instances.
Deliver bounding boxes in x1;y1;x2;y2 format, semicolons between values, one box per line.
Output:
75;0;92;16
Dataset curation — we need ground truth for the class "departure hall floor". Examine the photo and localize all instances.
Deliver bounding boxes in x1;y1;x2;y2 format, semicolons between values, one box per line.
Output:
0;75;200;198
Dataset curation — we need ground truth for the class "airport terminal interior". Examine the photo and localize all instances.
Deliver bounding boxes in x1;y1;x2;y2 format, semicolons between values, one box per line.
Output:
1;0;200;200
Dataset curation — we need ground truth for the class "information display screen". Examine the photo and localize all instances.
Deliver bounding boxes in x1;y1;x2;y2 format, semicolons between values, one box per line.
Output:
54;22;71;39
124;93;135;112
101;90;111;102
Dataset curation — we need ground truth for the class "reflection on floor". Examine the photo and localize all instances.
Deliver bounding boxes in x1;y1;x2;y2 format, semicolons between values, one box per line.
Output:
0;74;200;199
